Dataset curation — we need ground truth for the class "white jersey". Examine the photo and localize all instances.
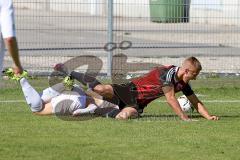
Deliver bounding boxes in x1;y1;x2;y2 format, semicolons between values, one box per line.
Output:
0;0;16;38
40;84;87;114
51;92;87;114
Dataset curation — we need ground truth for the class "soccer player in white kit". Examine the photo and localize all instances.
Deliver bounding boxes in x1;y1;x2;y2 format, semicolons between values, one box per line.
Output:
3;67;119;116
19;77;119;116
20;78;100;116
0;0;23;76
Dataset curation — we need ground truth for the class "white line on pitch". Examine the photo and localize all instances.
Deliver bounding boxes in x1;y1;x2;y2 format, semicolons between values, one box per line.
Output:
0;100;25;103
157;100;240;103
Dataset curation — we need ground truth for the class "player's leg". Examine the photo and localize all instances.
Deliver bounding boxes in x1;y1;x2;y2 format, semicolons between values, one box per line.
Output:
40;83;65;103
93;84;115;99
77;89;120;117
54;63;101;89
19;78;44;112
66;69;114;99
0;36;5;77
33;102;53;115
3;68;47;113
106;83;140;119
70;71;101;89
86;89;119;109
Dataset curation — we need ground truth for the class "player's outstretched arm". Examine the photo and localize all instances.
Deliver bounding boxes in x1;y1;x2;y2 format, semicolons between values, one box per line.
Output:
4;37;23;74
72;103;98;116
163;86;190;121
187;94;219;120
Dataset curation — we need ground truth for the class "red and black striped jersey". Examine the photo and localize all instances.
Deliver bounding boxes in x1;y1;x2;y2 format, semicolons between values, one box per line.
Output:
131;65;194;107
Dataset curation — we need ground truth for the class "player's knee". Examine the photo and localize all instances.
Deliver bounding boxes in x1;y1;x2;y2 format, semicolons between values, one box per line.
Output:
29;99;43;112
115;109;138;120
93;85;105;93
94;85;113;96
41;86;62;103
115;111;129;120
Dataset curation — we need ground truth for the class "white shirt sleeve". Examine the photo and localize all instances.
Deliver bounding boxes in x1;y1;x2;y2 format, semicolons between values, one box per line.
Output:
0;0;16;38
72;104;98;116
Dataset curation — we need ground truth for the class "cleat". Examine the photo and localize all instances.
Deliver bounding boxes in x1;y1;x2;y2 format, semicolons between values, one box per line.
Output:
2;68;14;78
54;63;69;75
2;68;28;81
63;76;74;89
12;70;29;81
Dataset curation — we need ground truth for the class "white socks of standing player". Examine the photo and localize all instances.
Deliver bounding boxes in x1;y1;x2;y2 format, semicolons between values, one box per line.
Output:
20;78;43;112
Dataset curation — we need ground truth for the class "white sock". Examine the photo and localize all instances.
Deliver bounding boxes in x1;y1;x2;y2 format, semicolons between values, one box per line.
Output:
20;78;43;112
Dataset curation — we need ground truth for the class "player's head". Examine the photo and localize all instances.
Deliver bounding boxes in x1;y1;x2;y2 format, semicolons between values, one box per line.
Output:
182;57;202;82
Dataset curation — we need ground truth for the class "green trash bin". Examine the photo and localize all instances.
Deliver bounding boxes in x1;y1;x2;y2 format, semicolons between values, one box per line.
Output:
149;0;186;23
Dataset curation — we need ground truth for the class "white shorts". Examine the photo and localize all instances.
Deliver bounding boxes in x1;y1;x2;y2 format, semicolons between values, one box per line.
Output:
0;0;16;38
50;93;86;114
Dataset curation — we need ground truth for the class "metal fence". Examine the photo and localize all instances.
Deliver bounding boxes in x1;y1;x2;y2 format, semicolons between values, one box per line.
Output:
3;0;240;76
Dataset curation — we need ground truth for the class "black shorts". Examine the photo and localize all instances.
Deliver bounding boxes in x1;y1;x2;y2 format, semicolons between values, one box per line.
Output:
104;82;144;114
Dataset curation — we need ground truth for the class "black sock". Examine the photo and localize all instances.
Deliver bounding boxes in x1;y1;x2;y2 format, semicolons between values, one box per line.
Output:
70;71;101;88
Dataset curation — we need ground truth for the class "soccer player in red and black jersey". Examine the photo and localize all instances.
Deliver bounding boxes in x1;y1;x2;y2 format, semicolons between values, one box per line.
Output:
56;57;219;121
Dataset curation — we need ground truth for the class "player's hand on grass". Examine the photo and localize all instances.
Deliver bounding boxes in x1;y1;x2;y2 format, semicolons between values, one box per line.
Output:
181;114;198;121
207;115;219;120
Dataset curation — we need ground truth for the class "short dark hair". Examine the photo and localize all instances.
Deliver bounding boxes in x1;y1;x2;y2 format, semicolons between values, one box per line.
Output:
184;57;202;71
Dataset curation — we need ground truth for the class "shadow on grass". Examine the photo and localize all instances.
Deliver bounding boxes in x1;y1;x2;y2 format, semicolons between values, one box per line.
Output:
53;106;240;122
138;114;240;121
56;114;99;121
55;108;116;121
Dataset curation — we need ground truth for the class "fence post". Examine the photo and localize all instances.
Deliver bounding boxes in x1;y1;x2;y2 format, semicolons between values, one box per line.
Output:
107;0;113;78
44;0;50;11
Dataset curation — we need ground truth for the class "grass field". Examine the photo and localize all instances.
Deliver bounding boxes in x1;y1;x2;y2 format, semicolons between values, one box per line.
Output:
0;77;240;160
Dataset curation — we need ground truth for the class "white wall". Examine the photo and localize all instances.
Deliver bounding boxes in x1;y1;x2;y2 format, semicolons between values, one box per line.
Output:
14;0;50;10
49;0;89;14
14;0;240;25
49;0;105;15
190;0;240;25
114;0;150;18
14;0;105;15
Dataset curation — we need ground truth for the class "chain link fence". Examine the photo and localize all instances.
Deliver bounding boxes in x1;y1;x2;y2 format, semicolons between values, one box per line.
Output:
3;0;240;76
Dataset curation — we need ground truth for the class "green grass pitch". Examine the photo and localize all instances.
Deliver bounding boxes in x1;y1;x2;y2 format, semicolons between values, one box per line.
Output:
0;77;240;160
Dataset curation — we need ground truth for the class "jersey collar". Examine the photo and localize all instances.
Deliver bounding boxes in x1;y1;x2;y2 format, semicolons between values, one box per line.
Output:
174;67;180;82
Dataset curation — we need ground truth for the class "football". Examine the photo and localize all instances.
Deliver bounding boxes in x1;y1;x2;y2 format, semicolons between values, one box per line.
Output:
177;95;194;112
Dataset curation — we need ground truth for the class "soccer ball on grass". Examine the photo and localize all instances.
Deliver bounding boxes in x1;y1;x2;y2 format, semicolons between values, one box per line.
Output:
177;95;194;112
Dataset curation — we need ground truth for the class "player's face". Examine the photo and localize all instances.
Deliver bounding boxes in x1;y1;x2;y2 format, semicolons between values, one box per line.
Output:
183;67;200;83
